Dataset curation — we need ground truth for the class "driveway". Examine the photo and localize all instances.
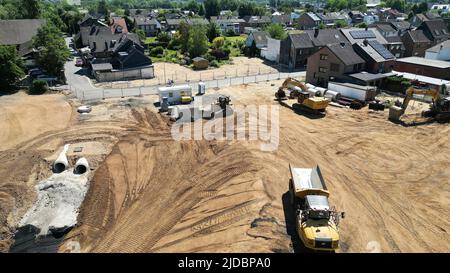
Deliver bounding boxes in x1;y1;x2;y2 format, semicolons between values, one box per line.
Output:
64;37;99;93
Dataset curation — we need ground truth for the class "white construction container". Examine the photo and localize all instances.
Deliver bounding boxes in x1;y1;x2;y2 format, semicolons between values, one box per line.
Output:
158;85;192;105
327;82;377;101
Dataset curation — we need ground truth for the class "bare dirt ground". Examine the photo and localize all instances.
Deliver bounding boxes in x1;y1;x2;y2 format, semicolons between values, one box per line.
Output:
1;82;449;253
95;57;280;88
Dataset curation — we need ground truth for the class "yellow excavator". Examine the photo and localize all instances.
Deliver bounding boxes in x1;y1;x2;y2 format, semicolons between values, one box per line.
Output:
389;82;450;122
275;78;329;115
289;164;344;251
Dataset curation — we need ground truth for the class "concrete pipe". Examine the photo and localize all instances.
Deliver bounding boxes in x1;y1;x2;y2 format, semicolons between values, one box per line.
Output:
74;157;89;175
315;87;327;96
307;88;321;97
324;90;341;102
53;144;69;173
305;83;315;89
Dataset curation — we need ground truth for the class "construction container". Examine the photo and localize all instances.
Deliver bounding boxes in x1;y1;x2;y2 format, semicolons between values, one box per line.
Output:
328;82;377;101
158;85;192;105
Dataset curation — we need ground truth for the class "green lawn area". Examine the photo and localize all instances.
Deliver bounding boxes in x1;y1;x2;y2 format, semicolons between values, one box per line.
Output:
224;35;247;43
144;37;157;45
150;49;183;63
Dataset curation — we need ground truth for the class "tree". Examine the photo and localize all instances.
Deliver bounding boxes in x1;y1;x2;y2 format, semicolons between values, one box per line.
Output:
188;26;209;58
356;22;368;28
198;4;205;16
206;22;220;42
334;20;348;28
0;45;25;90
204;0;220;19
385;0;406;13
97;0;109;15
238;1;264;17
33;23;70;77
22;0;40;19
178;21;191;53
136;29;146;41
221;0;240;11
185;0;200;13
266;23;287;40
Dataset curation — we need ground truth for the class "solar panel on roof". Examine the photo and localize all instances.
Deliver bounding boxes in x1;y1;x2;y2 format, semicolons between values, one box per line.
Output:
368;40;395;60
350;30;376;39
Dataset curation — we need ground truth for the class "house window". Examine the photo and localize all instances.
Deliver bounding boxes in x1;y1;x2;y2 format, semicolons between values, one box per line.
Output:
320;54;328;60
330;63;340;72
319;67;327;73
169;92;173;97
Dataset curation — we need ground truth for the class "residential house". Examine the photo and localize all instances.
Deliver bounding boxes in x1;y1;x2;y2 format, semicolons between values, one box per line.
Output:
425;40;450;61
164;18;208;32
271;14;292;26
316;12;350;27
410;12;440;27
279;29;349;69
430;4;450;14
0;19;46;66
417;19;450;45
243;16;271;29
394;56;450;80
246;31;270;49
389;21;411;35
349;11;364;24
378;8;406;22
297;12;321;30
372;23;405;57
134;16;161;37
127;9;151;17
306;42;366;87
261;38;281;62
109;17;129;34
401;29;432;57
353;39;396;73
91;35;154;82
210;16;245;35
363;11;379;25
340;28;388;46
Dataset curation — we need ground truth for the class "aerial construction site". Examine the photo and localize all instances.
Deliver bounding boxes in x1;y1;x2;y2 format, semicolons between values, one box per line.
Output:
1;75;449;254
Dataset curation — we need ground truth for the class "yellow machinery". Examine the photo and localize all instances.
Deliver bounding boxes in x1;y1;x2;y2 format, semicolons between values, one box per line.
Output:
289;164;344;251
275;78;329;115
389;82;450;122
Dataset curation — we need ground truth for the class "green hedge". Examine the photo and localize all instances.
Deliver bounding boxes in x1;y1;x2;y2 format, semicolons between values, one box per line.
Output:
29;80;48;95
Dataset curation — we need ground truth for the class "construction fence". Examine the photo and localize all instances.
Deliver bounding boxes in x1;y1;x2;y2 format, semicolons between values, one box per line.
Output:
72;70;305;102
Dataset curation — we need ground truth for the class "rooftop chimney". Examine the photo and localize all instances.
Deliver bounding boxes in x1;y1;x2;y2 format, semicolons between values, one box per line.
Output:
363;39;369;46
340;42;345;48
314;28;319;37
365;27;368;31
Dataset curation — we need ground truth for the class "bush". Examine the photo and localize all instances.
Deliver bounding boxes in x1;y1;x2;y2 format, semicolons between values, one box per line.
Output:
157;32;171;43
210;60;219;67
29;79;48;94
150;46;164;57
212;37;225;49
210;48;229;60
203;53;216;62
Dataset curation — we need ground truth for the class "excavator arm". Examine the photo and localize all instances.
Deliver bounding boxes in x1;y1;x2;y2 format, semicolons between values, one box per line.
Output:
390;85;440;122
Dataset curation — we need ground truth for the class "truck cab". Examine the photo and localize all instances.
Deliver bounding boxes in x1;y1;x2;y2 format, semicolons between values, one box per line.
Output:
289;165;343;251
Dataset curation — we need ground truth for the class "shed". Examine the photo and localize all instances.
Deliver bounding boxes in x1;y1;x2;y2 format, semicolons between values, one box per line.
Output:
192;57;209;70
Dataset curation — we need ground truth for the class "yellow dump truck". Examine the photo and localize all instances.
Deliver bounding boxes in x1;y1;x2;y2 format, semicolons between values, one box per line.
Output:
289;164;344;251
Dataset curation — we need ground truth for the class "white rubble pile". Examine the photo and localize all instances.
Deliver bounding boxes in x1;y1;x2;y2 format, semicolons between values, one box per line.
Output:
19;170;89;236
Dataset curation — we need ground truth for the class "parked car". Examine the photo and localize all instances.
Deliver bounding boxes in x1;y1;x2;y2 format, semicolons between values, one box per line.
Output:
69;48;78;56
75;58;83;67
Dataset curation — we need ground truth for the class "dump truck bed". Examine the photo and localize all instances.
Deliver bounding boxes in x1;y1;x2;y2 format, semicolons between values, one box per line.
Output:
289;164;329;198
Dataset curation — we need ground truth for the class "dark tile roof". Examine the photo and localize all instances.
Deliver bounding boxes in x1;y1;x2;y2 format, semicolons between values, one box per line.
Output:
251;31;270;45
327;43;365;66
385;36;402;43
390;21;411;31
304;29;349;47
406;30;430;43
421;19;450;40
289;33;313;49
375;24;396;33
0;19;46;45
134;16;159;26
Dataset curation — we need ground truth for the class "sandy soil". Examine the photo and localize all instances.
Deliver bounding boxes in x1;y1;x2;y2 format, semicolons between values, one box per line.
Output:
95;57;280;88
0;93;143;252
59;81;449;253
